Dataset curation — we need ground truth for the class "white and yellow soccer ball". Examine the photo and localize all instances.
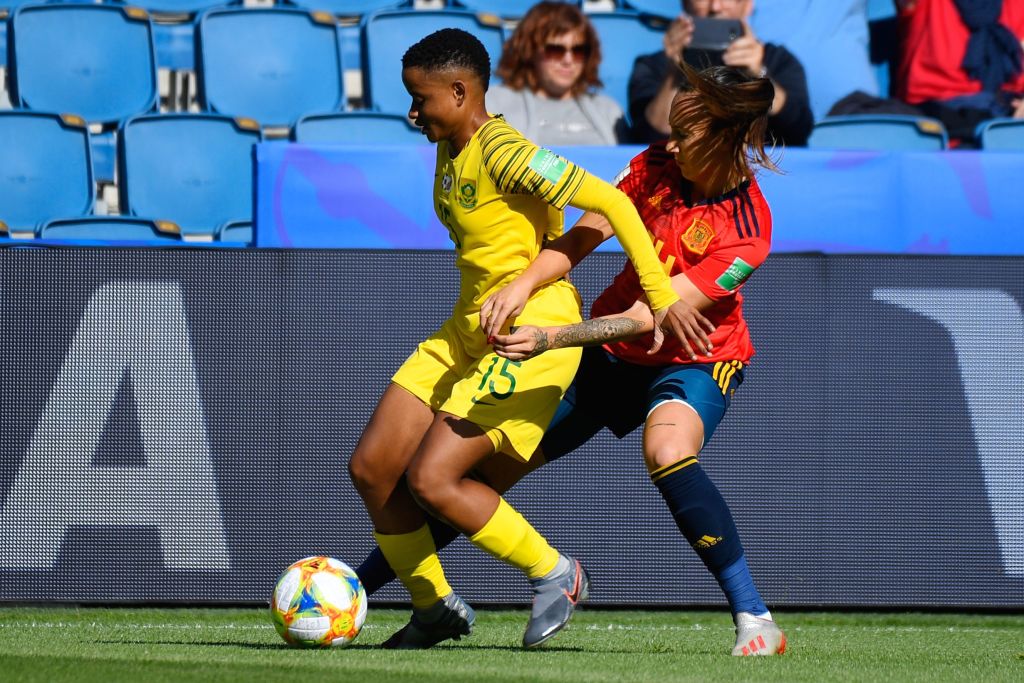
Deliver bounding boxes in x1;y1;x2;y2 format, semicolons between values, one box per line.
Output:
270;556;368;648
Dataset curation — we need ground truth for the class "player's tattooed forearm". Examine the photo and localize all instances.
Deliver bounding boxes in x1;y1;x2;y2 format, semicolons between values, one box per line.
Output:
552;318;644;349
532;328;550;355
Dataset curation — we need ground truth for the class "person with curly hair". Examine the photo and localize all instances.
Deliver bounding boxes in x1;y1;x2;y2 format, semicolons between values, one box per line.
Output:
487;1;627;144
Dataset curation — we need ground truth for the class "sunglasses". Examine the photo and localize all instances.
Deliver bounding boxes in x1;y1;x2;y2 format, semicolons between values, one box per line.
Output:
542;43;591;61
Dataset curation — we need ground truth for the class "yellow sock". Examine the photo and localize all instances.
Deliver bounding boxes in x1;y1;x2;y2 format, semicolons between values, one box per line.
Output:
469;498;560;580
374;525;452;609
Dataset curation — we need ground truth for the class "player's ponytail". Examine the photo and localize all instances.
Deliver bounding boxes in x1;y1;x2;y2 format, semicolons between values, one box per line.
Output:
669;63;779;179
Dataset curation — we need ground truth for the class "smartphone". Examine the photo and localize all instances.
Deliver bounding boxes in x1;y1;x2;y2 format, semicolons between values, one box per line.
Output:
688;17;744;51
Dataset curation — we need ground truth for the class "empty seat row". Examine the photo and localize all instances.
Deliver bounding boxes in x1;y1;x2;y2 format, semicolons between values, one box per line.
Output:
36;217;249;245
809;115;1024;152
0;108;437;246
3;4;674;120
2;4;507;179
0;111;258;243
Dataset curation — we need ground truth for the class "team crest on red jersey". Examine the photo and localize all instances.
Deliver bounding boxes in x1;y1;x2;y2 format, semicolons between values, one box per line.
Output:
681;218;715;255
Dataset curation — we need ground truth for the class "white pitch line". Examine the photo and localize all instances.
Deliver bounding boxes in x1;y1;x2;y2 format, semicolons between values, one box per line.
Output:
583;624;1007;634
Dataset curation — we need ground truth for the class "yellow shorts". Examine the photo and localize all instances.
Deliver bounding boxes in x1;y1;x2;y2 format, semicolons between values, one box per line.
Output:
391;280;583;460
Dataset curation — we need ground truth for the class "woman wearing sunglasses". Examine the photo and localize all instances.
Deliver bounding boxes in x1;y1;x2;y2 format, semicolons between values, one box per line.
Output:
487;1;627;145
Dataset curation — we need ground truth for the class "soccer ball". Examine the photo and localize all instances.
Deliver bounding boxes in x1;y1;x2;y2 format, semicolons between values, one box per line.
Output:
270;556;368;648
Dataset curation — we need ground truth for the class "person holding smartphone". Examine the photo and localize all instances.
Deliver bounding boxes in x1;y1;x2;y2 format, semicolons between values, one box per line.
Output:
628;0;813;146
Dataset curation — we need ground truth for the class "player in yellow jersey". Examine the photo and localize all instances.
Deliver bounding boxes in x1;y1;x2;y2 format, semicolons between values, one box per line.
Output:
347;28;710;650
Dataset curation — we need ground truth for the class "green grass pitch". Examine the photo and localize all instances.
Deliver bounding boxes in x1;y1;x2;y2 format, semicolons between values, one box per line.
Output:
1;607;1022;682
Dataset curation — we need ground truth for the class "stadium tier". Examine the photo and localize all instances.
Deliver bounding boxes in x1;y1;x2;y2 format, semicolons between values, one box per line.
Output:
0;1;919;246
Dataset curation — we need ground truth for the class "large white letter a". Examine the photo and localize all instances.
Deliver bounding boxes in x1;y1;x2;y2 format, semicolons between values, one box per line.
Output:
0;282;231;570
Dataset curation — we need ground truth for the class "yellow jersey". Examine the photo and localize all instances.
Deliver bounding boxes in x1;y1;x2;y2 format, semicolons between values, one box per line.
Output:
435;116;582;314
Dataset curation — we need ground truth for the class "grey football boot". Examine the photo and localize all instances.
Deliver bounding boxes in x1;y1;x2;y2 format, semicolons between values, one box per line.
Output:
381;592;475;649
732;612;787;656
522;555;590;649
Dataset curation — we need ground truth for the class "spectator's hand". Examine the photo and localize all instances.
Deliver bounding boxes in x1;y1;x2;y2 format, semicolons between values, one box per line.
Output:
1012;97;1024;118
651;299;716;358
492;325;549;361
663;14;695;66
480;277;533;340
723;21;766;78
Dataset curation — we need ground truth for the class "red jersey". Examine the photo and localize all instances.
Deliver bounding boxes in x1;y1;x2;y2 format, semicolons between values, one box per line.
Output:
896;0;1024;104
591;146;772;366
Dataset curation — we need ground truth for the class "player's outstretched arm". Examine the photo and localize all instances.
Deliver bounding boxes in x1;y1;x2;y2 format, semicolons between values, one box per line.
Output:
566;173;720;355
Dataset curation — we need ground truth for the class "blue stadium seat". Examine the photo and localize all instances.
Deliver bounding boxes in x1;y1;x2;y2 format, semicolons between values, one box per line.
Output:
196;7;345;128
588;11;668;118
362;9;505;114
39;216;182;244
217;220;253;245
451;0;579;19
119;0;243;72
618;0;678;18
119;114;262;239
278;0;409;77
293;111;426;144
751;0;877;120
975;118;1024;151
1;1;38;69
8;4;159;182
809;115;948;151
280;0;409;13
0;111;94;240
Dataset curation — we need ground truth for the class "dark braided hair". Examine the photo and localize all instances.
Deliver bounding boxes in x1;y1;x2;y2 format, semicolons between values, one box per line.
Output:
402;28;491;91
669;63;778;179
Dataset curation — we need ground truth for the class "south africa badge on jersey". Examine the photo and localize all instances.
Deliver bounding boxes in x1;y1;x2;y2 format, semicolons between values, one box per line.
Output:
441;173;453;194
681;218;715;255
457;179;478;209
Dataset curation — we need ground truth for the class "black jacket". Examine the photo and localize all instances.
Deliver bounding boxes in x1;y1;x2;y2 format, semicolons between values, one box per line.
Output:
627;43;814;146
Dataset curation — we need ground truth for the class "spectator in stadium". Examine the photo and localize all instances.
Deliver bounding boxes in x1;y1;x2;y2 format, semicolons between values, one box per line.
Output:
348;28;702;651
357;63;787;657
628;0;812;146
895;0;1024;146
486;1;627;145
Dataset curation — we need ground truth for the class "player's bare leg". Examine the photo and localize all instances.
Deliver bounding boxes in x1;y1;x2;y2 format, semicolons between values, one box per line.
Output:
408;413;589;649
348;382;434;533
348;384;475;649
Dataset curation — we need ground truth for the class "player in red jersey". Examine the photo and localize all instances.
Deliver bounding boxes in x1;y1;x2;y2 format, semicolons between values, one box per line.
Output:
482;63;783;656
355;64;786;655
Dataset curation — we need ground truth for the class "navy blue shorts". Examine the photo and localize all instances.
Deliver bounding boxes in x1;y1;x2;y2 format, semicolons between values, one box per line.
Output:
540;346;744;462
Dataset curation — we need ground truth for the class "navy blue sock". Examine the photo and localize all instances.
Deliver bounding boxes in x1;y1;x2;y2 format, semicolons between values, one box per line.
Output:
356;517;461;595
652;458;766;615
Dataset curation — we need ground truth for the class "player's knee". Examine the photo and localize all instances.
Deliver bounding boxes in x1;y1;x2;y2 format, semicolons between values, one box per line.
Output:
645;444;697;472
348;446;388;496
405;461;448;514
